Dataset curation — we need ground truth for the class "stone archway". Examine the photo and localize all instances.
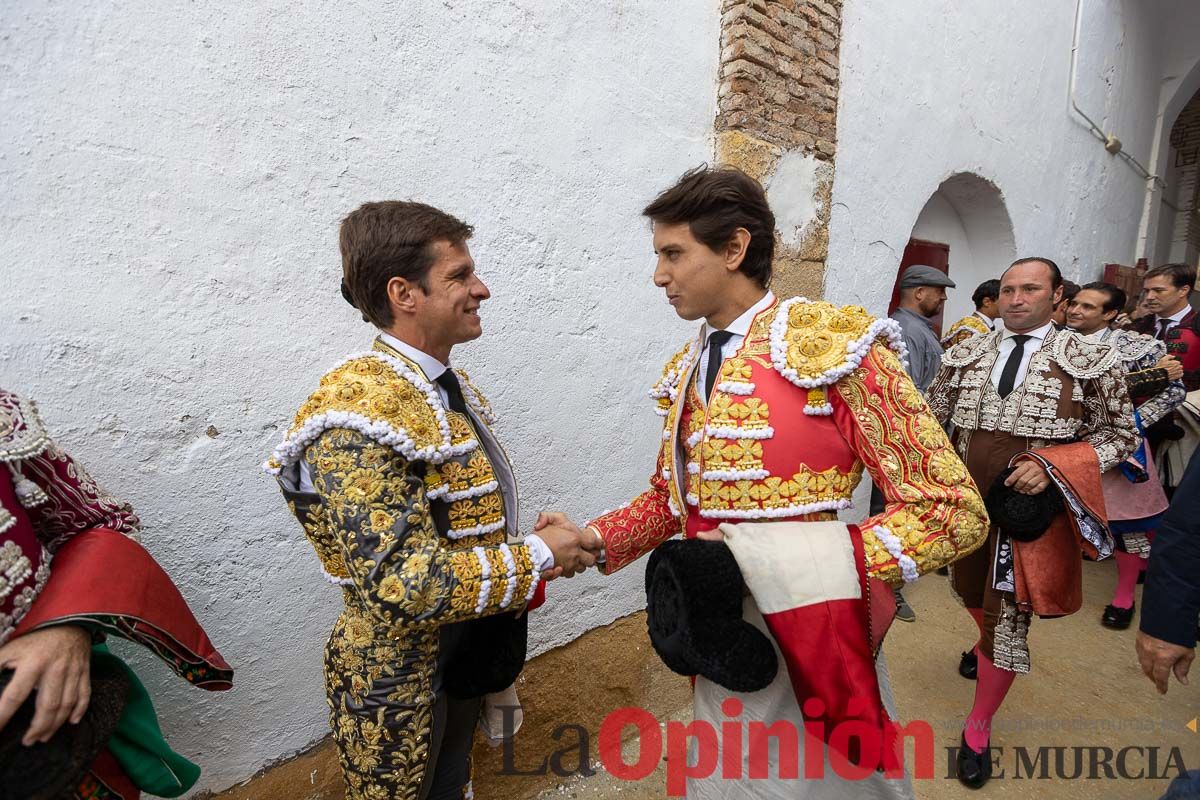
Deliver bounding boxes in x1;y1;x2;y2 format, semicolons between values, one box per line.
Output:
905;173;1017;329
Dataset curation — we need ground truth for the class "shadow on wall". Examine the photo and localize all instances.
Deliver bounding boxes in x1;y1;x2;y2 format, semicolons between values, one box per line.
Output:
906;172;1017;328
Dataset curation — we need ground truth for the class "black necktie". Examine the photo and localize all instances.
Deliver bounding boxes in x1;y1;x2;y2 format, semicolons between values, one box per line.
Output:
435;370;469;416
1157;319;1172;341
705;331;735;400
997;335;1031;399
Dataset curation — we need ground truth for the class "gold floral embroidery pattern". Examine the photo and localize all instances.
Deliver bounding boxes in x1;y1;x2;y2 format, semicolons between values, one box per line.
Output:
302;428;538;798
707;395;771;430
836;343;988;585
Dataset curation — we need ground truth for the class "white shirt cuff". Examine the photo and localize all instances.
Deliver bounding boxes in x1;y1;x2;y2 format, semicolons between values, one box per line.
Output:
523;534;555;572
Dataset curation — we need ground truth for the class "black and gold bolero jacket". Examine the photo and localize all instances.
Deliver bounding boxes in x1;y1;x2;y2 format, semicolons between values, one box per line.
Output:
265;339;540;630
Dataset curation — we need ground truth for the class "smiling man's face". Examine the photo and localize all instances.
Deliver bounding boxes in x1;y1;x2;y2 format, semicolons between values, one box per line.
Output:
414;240;491;350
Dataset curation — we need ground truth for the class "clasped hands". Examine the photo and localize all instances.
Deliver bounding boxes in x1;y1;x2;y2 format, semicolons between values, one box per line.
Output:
532;512;604;580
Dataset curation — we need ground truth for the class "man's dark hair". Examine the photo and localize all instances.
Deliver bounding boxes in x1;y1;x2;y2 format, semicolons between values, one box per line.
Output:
1144;262;1197;292
643;166;776;288
1081;281;1126;314
1059;280;1080;304
971;279;1001;309
339;201;474;328
1004;257;1063;290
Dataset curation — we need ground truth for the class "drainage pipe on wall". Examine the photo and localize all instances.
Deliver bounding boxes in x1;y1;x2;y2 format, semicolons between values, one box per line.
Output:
1068;0;1182;216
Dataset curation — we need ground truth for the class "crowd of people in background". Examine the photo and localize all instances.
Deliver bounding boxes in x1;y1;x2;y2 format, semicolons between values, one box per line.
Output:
886;259;1200;788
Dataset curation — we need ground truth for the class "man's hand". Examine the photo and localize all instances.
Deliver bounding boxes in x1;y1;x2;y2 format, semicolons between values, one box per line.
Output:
1136;630;1194;694
695;527;725;542
1005;461;1050;495
0;625;92;745
534;512;597;578
1155;355;1184;381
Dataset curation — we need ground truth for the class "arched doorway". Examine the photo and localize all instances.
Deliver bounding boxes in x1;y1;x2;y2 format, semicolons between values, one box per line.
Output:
889;173;1016;336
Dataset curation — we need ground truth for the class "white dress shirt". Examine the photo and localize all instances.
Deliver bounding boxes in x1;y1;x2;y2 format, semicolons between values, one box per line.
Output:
379;332;452;404
698;291;776;403
989;321;1054;392
1152;304;1191;338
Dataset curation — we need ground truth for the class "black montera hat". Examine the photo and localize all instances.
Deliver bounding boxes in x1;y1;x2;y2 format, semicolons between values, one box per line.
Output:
444;611;528;699
0;654;129;800
645;538;777;693
985;466;1065;543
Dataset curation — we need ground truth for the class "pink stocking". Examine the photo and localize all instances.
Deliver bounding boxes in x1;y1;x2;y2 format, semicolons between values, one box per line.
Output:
963;651;1016;753
1112;551;1142;610
966;607;985;650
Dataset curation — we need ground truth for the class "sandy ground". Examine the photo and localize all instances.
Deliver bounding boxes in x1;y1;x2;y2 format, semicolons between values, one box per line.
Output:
536;560;1200;799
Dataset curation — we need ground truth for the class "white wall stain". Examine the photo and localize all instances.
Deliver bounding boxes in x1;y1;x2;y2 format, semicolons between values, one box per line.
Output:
0;1;720;793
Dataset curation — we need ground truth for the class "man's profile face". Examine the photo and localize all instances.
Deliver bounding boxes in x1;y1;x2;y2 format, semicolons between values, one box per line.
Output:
999;261;1061;332
651;222;733;322
1065;289;1116;335
916;286;947;318
979;296;998;317
1142;275;1191;316
412;240;490;348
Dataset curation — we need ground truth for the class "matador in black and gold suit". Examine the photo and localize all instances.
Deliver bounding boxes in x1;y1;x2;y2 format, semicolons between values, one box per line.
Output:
266;336;544;800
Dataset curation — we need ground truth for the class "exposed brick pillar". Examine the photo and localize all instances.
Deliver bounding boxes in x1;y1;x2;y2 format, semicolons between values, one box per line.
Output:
714;0;842;300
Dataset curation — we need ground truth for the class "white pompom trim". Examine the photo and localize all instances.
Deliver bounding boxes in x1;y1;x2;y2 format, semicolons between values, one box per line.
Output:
648;340;700;404
802;403;835;416
263;352;479;474
447;517;507;540
701;468;771;480
499;544;517;608
426;480;499;502
870;524;920;583
698;497;852;520
705;425;775;440
716;381;755;396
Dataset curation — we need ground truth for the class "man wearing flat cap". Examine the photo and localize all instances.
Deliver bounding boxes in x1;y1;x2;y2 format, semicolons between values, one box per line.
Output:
871;265;957;622
892;264;956;393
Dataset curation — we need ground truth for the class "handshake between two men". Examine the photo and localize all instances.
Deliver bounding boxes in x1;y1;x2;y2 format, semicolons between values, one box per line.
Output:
532;512;603;580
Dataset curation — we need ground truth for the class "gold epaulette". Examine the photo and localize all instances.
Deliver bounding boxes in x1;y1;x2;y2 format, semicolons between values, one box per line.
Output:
768;297;908;393
263;353;474;474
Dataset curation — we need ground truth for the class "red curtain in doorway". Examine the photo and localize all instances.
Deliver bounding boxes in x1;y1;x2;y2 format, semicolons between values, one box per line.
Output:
889;238;951;338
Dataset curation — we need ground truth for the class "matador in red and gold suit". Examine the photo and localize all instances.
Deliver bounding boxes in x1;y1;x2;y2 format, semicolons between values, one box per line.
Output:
0;389;232;799
586;295;988;799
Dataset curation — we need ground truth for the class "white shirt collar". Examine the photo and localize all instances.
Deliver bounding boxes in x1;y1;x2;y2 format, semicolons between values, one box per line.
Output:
379;332;448;381
1159;305;1191;325
706;291;775;342
1001;321;1054;343
974;310;996;329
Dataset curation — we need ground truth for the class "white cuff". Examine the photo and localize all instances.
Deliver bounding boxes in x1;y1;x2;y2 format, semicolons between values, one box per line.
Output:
523;534;556;572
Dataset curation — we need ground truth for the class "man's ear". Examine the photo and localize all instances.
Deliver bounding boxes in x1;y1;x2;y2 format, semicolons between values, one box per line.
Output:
1051;286;1064;307
386;276;420;317
724;228;752;273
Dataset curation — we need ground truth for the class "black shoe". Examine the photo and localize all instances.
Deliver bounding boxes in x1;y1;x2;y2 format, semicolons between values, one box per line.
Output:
1101;603;1135;629
956;732;992;789
959;649;978;680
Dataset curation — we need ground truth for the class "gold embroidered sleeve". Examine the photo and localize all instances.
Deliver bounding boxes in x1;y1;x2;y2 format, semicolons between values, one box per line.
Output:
1076;363;1140;473
832;343;988;586
306;429;539;628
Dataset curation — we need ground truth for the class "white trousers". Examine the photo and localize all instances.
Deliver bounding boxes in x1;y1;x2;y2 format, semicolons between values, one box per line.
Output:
688;596;915;800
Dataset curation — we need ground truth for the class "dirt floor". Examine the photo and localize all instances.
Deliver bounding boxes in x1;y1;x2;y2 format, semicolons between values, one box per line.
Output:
536;560;1200;799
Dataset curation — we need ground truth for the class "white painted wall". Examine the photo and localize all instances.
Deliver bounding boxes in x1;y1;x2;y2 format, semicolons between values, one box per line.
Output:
826;0;1198;315
0;1;719;792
